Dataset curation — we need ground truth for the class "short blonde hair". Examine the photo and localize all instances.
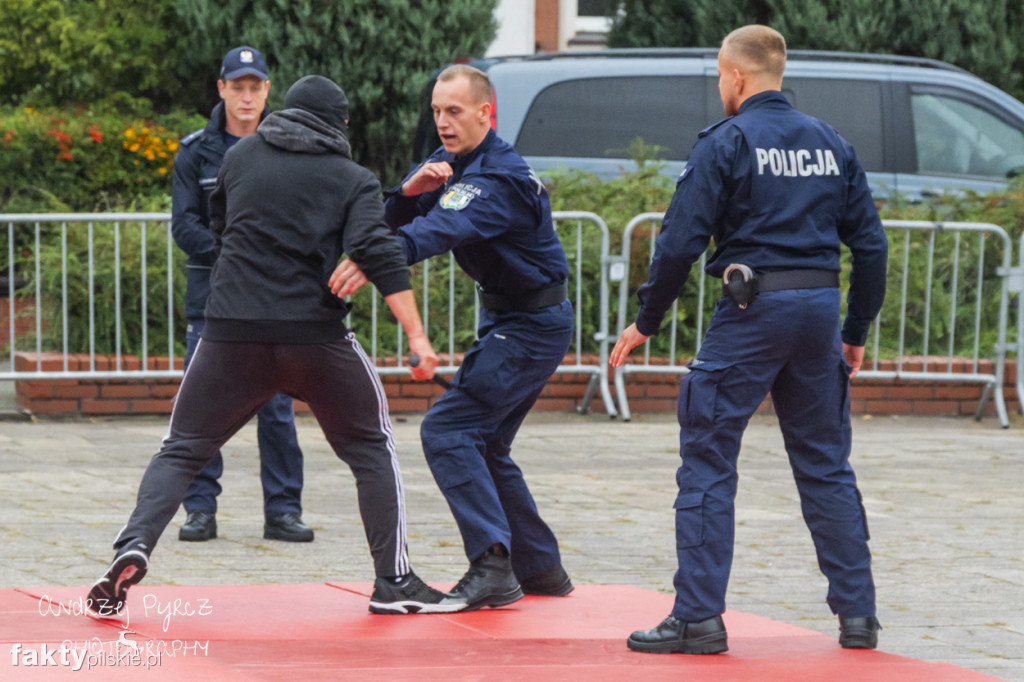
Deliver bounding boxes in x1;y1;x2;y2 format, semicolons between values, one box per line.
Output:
437;64;493;105
722;25;786;79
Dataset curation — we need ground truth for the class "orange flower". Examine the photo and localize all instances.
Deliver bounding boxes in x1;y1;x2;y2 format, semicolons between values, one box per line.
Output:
88;124;102;143
45;129;73;160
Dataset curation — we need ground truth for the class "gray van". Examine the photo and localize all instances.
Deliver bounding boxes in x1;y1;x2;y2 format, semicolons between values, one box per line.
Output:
412;48;1024;200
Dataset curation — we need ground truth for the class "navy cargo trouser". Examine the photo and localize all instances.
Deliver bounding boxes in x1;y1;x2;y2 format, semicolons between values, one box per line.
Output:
671;288;875;622
114;333;411;578
420;300;573;582
183;318;304;517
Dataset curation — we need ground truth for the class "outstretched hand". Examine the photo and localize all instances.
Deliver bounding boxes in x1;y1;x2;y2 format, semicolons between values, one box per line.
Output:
329;258;369;298
609;323;650;368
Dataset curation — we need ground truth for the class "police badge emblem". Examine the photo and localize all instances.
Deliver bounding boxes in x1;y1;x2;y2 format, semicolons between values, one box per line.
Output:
440;183;481;211
240;50;254;63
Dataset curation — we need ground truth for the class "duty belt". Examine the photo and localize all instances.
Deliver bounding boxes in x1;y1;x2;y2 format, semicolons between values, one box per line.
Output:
478;281;568;312
721;267;838;309
748;269;838;292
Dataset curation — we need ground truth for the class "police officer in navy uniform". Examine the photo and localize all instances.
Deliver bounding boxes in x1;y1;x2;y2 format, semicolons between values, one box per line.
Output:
171;46;313;543
330;64;575;610
611;25;888;653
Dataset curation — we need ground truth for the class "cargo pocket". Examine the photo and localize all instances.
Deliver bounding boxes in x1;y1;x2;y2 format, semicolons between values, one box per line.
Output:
678;359;732;430
674;490;705;549
421;432;474;490
453;336;528;410
856;488;870;541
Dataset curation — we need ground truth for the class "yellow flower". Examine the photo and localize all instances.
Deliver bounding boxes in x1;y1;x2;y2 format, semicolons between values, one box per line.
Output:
129;143;140;152
157;167;168;175
124;129;136;139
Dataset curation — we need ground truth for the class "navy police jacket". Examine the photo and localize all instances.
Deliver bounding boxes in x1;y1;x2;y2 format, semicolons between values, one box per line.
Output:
383;129;568;296
171;101;268;319
635;90;888;346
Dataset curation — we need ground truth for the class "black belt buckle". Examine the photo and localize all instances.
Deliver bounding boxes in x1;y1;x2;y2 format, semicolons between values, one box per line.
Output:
722;263;758;309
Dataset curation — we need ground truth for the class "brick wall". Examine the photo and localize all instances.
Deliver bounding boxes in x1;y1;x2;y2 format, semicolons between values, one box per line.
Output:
534;0;560;52
0;298;40;348
11;352;1020;419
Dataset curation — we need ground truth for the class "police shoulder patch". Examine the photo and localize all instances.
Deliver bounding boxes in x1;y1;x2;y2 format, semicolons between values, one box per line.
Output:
179;128;205;147
439;182;483;211
697;116;733;138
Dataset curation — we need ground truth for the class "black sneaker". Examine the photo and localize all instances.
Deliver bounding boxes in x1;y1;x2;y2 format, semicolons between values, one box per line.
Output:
264;513;314;542
839;616;881;649
520;564;574;597
369;572;466;614
87;548;149;618
179;511;216;541
440;550;524;611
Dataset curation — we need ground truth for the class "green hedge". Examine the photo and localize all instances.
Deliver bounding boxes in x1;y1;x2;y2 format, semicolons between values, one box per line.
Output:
0;104;204;214
6;143;1024;362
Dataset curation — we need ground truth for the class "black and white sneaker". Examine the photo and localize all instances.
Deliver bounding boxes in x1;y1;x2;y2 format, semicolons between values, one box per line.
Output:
368;572;467;614
87;548;149;618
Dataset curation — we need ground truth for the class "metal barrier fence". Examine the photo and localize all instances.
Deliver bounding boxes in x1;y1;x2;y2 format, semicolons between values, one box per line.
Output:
1015;230;1024;415
611;214;1014;428
0;212;619;416
2;213;182;380
3;212;1017;426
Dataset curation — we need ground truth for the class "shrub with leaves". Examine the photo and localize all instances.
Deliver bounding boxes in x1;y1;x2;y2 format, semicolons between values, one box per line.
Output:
14;218;187;359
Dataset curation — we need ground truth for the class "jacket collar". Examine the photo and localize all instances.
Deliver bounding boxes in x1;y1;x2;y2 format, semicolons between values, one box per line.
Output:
440;128;495;167
203;101;271;144
738;90;791;115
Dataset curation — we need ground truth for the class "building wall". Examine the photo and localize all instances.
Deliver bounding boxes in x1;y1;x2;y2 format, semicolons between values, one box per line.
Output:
490;0;611;55
487;0;536;57
535;0;560;52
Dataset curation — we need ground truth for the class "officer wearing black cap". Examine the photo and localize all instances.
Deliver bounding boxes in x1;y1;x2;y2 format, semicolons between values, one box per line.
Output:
611;25;887;653
171;46;313;544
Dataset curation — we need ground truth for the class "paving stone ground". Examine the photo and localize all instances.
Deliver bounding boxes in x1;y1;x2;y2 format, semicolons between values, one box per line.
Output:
0;409;1021;680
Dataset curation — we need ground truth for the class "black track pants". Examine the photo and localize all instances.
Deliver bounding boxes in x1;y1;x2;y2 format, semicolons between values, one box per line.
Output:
114;332;410;578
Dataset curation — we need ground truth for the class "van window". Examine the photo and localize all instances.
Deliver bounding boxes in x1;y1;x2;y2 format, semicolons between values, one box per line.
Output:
515;76;706;161
911;92;1024;178
782;79;885;172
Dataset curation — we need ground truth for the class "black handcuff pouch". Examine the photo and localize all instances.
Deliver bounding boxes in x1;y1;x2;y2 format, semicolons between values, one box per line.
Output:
723;264;758;308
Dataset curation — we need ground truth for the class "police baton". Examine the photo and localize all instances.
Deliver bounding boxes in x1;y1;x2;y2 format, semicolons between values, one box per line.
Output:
408;354;453;390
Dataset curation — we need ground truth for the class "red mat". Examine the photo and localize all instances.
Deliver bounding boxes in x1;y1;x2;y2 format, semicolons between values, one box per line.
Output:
0;584;999;681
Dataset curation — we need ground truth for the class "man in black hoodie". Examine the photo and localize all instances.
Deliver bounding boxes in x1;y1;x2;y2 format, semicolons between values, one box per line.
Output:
171;46;312;544
88;75;465;616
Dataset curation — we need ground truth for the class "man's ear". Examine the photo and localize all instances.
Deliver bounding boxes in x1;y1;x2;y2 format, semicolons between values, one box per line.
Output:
732;68;745;96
